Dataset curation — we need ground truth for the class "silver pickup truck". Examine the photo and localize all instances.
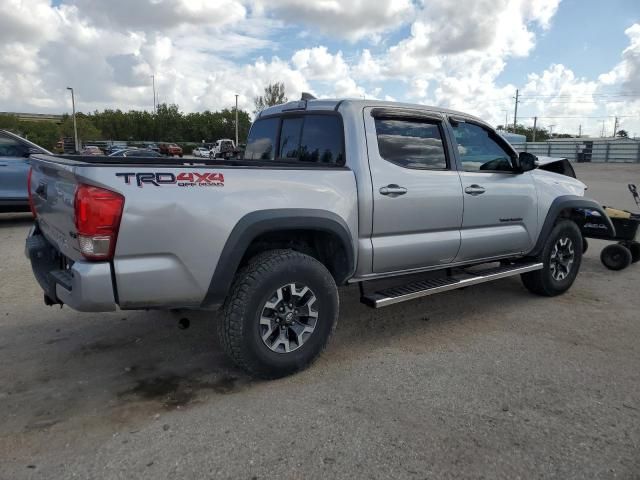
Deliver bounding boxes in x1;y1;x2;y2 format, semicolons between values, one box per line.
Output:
26;98;614;378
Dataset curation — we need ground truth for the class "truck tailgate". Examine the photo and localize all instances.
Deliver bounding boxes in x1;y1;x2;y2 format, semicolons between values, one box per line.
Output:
30;157;83;261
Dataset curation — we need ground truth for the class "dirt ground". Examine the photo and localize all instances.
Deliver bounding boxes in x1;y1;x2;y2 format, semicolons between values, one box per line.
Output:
0;163;639;479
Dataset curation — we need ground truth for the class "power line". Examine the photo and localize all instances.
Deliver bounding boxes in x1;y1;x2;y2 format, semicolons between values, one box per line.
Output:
518;93;640;98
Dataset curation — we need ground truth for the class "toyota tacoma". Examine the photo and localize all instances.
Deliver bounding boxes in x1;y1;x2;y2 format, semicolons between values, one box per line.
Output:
25;98;614;378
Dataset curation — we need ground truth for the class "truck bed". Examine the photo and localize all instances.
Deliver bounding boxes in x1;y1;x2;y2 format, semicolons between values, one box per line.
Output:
43;154;348;169
28;154;358;310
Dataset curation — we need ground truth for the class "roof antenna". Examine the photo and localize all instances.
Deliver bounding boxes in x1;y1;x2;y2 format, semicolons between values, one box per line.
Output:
301;92;316;101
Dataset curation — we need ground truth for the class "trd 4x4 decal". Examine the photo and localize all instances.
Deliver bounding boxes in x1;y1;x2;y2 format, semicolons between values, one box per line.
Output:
116;172;224;188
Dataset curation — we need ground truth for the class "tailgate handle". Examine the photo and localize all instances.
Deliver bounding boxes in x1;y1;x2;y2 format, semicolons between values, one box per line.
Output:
35;182;47;199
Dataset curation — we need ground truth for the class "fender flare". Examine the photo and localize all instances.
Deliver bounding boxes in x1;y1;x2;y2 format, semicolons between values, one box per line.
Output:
201;209;355;308
528;195;615;257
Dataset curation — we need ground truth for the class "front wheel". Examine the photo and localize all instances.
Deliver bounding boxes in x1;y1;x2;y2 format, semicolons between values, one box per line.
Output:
219;250;339;379
521;220;583;296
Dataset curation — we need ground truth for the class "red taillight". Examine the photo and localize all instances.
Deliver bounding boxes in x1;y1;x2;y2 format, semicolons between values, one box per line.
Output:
27;167;36;218
74;184;124;261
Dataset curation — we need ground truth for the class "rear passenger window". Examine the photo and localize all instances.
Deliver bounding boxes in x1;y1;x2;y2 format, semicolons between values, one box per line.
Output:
375;118;448;169
245;114;345;165
245;117;279;160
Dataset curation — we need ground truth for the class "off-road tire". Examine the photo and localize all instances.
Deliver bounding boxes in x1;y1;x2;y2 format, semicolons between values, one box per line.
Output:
601;244;632;270
521;220;583;296
219;249;339;379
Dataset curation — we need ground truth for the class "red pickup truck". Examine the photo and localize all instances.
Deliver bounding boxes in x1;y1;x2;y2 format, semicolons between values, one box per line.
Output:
159;143;183;157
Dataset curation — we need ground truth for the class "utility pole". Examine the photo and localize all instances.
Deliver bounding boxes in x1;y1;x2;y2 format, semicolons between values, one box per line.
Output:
513;89;519;133
151;75;157;113
66;87;79;153
612;116;618;137
578;124;582;138
235;94;239;146
549;124;556;137
532;116;537;142
601;120;606;138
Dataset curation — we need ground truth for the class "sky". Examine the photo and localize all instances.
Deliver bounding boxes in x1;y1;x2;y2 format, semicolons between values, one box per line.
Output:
1;0;639;137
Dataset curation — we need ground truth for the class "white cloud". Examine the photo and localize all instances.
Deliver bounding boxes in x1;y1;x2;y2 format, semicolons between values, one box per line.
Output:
66;0;247;30
250;0;415;41
0;0;637;138
291;47;349;81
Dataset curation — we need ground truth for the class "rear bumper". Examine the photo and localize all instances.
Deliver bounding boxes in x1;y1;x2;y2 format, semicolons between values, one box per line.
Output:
26;227;117;312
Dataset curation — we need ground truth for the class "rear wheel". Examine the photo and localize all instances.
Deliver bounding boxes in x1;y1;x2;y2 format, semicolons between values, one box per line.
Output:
219;250;339;379
601;244;632;270
521;220;582;296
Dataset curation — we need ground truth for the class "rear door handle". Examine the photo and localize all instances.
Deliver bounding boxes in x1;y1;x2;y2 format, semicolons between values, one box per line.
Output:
464;184;486;196
379;184;407;196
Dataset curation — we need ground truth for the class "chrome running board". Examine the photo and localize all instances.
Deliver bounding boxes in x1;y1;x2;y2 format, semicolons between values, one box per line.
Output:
360;262;543;308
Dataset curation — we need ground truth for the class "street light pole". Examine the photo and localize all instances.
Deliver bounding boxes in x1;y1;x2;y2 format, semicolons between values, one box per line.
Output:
66;87;79;153
151;75;157;113
235;94;239;146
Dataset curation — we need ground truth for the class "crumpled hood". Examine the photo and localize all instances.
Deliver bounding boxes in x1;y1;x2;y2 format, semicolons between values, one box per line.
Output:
532;167;587;197
535;155;568;166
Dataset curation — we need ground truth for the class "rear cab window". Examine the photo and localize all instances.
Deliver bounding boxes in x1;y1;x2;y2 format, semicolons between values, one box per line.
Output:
245;113;345;166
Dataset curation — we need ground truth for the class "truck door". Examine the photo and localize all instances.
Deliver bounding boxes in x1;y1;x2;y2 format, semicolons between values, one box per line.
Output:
364;107;464;273
448;118;537;262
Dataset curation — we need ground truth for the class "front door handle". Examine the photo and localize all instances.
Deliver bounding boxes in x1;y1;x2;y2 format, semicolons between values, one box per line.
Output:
379;184;407;196
464;184;486;196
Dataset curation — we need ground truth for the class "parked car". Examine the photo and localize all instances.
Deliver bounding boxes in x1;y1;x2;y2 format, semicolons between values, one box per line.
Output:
145;143;160;152
192;147;209;158
0;130;51;212
105;144;128;155
159;143;183;157
25;98;614;379
210;138;235;159
108;148;162;158
81;146;103;156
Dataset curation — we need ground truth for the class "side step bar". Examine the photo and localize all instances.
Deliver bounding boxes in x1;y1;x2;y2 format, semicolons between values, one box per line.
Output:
361;262;543;308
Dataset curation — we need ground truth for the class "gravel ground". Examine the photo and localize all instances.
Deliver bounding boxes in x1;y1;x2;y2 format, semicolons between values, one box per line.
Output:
0;163;639;479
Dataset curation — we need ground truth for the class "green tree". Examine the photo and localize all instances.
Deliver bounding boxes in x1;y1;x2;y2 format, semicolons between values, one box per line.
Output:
0;114;20;131
254;82;287;114
61;114;103;144
497;123;551;142
616;129;629;138
20;121;60;150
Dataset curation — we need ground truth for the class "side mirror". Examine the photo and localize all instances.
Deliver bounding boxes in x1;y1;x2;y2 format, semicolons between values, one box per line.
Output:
517;152;538;173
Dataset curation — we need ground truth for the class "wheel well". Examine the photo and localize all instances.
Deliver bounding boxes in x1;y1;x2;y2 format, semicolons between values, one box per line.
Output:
557;207;587;229
240;229;351;284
